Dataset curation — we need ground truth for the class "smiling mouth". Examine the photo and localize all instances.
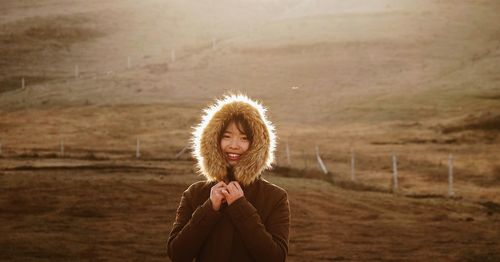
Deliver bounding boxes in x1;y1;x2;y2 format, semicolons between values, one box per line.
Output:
226;153;241;161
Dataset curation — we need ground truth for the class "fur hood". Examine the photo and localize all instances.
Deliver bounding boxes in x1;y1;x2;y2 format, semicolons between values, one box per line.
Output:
191;94;276;186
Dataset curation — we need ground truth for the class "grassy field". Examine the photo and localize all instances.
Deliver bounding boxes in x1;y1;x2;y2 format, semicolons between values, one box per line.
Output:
1;0;499;260
1;158;498;261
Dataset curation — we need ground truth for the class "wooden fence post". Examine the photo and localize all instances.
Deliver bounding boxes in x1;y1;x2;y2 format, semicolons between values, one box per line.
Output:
60;140;64;158
171;50;176;62
75;65;79;78
302;149;308;170
175;145;189;159
315;145;328;174
448;154;454;197
136;139;141;159
351;148;356;181
392;154;398;193
285;141;291;166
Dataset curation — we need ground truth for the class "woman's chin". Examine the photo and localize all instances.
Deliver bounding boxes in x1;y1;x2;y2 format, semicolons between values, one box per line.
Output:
227;160;239;167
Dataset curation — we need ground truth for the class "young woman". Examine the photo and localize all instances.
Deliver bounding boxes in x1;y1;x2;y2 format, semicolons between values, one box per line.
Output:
167;94;290;262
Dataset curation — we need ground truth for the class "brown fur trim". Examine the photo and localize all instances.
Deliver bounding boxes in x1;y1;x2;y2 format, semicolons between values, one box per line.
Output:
191;94;276;186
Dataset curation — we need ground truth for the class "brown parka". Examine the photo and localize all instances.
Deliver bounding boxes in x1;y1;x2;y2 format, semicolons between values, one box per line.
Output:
167;95;290;262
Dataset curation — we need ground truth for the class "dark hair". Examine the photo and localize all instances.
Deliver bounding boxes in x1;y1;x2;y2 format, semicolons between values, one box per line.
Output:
217;114;254;146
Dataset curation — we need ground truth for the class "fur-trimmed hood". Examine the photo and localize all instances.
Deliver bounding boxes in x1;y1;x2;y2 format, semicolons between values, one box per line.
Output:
191;94;276;186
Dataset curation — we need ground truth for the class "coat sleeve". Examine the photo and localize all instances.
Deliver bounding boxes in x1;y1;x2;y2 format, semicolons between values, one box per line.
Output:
226;191;290;262
167;188;222;262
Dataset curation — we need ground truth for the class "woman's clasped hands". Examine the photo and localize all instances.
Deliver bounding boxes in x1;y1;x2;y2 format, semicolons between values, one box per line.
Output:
210;181;244;211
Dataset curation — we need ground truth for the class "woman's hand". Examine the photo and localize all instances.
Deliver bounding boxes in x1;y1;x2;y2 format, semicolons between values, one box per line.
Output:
221;181;244;205
210;181;228;211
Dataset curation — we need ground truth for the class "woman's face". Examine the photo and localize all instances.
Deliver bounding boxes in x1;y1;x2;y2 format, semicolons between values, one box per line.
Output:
220;121;250;167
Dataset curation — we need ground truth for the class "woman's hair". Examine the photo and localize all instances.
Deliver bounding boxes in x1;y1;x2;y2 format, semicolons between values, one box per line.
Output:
217;114;254;146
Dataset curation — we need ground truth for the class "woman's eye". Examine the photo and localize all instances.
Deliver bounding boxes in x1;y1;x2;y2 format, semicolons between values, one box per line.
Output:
241;136;248;141
223;134;231;139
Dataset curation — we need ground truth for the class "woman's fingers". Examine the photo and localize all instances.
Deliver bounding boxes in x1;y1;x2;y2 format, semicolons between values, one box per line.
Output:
215;181;227;188
211;182;228;199
210;182;228;211
228;181;242;193
217;182;243;205
227;183;238;194
232;181;242;192
221;182;244;205
216;187;228;197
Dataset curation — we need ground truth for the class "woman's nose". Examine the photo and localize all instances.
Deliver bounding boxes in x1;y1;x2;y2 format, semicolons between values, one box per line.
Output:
228;139;240;149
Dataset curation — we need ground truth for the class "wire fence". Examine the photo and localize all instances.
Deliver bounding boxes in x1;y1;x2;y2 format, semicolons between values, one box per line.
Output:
280;143;469;200
0;31;492;199
0;138;466;199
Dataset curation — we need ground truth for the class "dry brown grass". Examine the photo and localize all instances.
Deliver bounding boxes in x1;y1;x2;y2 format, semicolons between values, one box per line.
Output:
1;0;499;260
1;160;499;261
0;13;105;93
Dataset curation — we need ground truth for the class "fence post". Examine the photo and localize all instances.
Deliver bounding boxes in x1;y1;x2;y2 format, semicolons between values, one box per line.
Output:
301;149;308;170
171;50;176;62
285;141;291;166
22;78;25;89
392;154;398;193
136;139;141;159
175;145;189;159
448;154;454;197
60;140;64;158
75;65;79;79
315;145;328;174
351;148;356;181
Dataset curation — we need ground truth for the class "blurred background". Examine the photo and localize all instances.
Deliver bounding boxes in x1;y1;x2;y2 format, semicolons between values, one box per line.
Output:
1;0;499;261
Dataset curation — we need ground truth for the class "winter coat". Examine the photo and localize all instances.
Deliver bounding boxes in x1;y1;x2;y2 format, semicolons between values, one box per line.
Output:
167;95;290;262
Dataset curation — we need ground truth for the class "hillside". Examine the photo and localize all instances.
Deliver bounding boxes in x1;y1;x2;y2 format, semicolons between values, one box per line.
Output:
0;0;499;261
